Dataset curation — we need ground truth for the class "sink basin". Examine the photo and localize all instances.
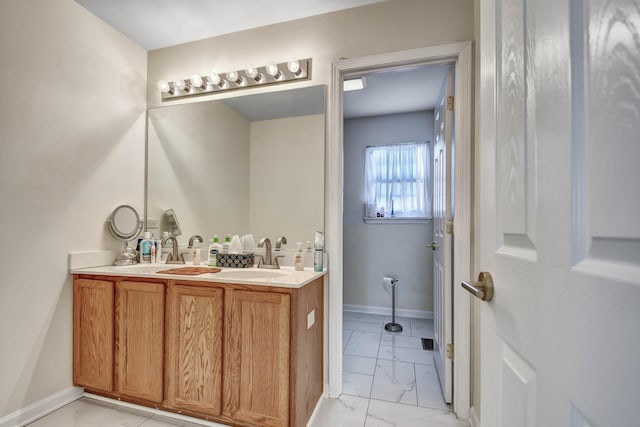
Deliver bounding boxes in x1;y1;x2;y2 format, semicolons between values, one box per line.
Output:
213;269;289;280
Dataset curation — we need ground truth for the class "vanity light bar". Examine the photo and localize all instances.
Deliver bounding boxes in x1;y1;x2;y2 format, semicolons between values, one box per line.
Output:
157;58;312;101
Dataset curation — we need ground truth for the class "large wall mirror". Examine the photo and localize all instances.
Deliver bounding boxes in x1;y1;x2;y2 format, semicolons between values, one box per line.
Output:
146;85;326;247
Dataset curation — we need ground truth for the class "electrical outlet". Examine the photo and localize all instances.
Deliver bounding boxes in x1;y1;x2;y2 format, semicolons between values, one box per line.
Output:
147;218;159;229
307;310;315;329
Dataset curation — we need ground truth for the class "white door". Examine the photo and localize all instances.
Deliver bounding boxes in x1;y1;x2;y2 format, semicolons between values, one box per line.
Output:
478;0;640;426
432;66;454;403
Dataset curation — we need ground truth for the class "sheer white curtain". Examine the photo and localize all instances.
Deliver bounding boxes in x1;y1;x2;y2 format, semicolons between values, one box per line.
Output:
365;142;431;218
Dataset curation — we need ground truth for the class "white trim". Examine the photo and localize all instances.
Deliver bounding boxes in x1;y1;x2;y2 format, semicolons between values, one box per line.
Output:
469;406;481;427
83;393;226;426
327;42;473;417
0;387;83;427
363;217;432;224
343;304;433;319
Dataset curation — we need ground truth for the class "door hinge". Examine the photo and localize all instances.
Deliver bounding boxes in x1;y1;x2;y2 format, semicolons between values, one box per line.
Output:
446;219;454;235
446;343;454;360
447;96;454;111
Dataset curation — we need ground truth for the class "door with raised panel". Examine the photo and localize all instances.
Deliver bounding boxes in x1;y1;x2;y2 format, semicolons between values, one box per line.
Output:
432;65;454;404
115;280;165;403
73;278;114;392
166;284;223;416
224;289;290;427
478;0;640;425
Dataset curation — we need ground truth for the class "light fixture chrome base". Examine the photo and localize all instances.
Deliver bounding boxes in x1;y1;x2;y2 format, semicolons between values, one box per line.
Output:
160;58;311;101
384;322;403;333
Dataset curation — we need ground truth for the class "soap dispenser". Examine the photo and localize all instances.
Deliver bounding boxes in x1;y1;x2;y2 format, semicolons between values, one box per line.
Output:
293;242;305;271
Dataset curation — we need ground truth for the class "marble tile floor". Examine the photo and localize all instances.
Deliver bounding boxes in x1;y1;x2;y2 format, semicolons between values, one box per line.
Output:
26;312;468;427
337;311;468;426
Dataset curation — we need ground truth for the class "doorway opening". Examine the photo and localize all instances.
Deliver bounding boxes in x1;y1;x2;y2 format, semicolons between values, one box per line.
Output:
326;42;473;420
340;62;453;411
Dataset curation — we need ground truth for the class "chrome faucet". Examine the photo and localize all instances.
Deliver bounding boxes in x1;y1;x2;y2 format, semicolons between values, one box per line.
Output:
188;234;203;248
162;236;185;264
275;236;287;251
257;237;284;269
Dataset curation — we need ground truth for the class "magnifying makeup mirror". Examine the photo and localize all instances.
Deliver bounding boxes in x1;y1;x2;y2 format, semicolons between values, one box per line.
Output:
107;204;143;265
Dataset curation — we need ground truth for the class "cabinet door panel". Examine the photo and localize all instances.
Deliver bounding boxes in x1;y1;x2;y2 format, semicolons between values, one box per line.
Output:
166;285;223;416
224;290;290;427
116;281;165;403
73;279;114;392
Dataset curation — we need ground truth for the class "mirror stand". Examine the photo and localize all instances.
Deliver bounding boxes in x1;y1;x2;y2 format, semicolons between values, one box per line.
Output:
107;204;144;266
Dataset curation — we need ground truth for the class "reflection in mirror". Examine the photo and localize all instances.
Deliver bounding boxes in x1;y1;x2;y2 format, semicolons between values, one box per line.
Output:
146;85;326;247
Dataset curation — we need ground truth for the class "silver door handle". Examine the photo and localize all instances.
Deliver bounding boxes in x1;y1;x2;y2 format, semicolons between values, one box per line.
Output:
461;272;494;301
427;242;438;250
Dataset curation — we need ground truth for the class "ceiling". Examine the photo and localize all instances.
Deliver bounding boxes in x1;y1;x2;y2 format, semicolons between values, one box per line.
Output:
344;64;449;119
75;0;447;118
75;0;384;50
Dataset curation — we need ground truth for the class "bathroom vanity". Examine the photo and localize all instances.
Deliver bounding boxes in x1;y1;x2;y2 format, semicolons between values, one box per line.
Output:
71;265;325;427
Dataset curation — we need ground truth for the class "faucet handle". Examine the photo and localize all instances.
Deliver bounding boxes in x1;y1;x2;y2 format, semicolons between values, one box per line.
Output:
273;255;285;269
255;254;264;268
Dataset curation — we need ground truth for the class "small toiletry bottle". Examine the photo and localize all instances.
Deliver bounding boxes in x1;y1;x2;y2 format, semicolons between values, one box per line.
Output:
222;234;231;254
140;232;153;264
208;237;219;267
156;239;163;263
192;242;201;265
294;243;305;271
151;238;156;263
306;241;313;252
313;231;324;272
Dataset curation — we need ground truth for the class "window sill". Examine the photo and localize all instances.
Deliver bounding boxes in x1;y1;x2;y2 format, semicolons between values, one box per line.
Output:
363;217;432;224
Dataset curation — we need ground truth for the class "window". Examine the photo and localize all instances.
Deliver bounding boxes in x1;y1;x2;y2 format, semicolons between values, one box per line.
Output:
364;142;431;219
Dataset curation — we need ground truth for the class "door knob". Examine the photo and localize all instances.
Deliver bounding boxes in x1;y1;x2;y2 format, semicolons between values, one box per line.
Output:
461;272;494;301
427;242;438;250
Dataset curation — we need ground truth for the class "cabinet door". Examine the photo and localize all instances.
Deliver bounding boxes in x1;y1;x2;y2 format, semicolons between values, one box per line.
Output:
115;281;165;403
224;290;290;427
73;279;114;392
166;285;223;416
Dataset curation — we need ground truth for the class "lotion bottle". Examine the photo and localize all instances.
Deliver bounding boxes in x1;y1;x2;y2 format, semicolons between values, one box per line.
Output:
293;242;305;271
140;232;153;264
222;234;231;254
208;236;219;267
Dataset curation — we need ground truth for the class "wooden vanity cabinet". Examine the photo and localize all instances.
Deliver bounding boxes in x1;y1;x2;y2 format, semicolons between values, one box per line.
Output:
115;280;165;403
73;274;323;427
223;289;291;427
165;284;224;417
73;278;114;393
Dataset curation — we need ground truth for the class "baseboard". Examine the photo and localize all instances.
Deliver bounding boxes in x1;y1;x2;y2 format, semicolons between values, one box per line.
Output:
84;394;226;426
343;304;433;319
304;391;327;427
469;406;481;427
0;387;84;427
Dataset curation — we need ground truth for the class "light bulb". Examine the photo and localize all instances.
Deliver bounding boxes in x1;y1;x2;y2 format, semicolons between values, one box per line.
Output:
157;80;172;94
265;62;281;79
207;71;221;86
190;74;204;89
175;80;190;91
287;60;302;76
246;67;264;82
226;70;241;84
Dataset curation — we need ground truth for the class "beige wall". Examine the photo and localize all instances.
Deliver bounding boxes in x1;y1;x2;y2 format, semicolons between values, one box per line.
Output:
147;0;474;108
0;0;147;418
148;102;251;239
249;115;325;245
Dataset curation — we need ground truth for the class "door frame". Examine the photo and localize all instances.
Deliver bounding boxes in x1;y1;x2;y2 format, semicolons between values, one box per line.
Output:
325;41;473;419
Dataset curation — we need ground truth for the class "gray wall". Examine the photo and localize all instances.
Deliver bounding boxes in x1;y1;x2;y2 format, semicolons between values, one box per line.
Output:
343;111;435;313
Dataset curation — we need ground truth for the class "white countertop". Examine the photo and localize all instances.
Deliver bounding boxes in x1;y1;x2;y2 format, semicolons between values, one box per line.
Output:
71;264;326;289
